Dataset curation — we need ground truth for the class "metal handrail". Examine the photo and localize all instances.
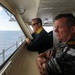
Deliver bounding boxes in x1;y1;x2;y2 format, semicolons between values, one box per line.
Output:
0;42;17;55
0;37;25;65
4;43;16;52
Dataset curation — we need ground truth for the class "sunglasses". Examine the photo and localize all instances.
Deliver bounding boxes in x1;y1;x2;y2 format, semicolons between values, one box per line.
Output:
31;23;38;26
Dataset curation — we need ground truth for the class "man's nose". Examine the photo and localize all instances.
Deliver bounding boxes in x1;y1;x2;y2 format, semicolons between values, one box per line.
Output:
54;28;58;32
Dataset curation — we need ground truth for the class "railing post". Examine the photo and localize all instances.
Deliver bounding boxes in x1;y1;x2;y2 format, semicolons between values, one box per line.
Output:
3;49;5;63
16;41;18;48
0;37;25;66
21;38;23;43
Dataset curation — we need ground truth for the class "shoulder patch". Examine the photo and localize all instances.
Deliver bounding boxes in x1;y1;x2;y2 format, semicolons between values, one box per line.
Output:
67;48;75;56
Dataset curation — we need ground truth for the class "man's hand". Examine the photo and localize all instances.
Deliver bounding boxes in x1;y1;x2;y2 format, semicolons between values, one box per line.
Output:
36;52;48;75
25;38;32;44
40;63;48;75
36;50;53;75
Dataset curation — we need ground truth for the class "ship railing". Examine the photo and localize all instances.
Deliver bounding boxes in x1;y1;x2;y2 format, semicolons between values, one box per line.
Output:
0;36;25;66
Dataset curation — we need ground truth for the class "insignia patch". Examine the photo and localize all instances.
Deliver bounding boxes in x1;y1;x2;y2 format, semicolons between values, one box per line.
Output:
67;48;75;56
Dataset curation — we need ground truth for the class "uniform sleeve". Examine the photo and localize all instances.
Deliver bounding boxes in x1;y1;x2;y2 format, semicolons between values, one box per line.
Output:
27;35;43;51
46;57;62;75
45;52;75;75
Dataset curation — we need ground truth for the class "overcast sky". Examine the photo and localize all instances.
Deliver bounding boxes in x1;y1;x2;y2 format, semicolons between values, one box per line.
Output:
0;6;21;31
0;6;53;32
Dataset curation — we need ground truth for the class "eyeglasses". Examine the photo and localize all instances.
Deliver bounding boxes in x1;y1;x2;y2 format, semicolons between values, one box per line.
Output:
31;23;38;26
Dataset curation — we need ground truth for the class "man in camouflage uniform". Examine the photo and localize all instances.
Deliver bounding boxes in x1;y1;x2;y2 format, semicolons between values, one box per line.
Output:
36;13;75;75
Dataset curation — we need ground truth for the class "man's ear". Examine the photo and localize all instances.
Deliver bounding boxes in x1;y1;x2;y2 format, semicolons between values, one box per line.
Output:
71;26;75;33
38;23;41;27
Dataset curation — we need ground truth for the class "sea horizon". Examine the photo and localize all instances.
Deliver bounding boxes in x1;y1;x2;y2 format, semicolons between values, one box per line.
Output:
0;30;25;53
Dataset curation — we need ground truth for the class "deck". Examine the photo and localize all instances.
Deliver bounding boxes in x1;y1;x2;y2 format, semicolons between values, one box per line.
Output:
4;45;40;75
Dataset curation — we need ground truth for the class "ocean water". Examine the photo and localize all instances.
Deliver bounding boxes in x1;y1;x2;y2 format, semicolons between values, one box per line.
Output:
0;31;25;65
0;31;25;53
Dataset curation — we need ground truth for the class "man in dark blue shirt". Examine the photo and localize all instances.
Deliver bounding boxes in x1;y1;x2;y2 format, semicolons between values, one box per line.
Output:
26;18;53;54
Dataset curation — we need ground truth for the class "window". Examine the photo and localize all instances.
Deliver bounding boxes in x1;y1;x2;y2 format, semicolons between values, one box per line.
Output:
0;5;26;66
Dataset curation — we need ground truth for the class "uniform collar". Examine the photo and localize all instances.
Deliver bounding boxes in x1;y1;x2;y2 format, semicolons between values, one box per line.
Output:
59;37;75;48
36;27;43;34
68;41;75;45
67;37;75;45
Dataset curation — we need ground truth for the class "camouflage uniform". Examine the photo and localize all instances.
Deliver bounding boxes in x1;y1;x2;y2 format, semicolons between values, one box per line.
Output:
46;37;75;75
